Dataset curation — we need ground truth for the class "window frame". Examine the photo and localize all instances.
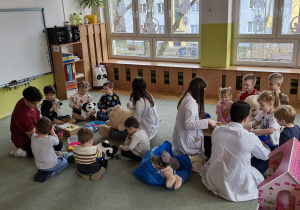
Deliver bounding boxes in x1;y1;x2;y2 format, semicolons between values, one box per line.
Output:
106;0;201;62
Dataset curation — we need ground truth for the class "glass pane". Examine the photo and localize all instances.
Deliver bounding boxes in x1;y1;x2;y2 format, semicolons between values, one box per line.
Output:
239;0;274;34
237;43;293;63
138;0;165;34
282;0;300;34
109;0;133;33
156;41;199;59
171;0;200;34
112;40;150;57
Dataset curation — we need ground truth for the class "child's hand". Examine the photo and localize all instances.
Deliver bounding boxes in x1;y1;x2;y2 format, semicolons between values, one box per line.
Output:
50;125;56;135
86;111;91;117
101;109;107;114
247;123;253;131
261;141;269;149
51;104;58;109
119;145;123;151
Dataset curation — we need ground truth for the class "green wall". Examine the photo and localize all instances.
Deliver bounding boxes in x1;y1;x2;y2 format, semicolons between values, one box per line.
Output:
0;74;55;119
201;23;233;68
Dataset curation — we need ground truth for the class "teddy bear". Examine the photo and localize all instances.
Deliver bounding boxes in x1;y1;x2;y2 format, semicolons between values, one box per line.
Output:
152;150;180;171
160;166;182;190
99;105;134;138
52;98;63;117
96;140;118;159
244;95;260;129
81;102;96;119
73;13;83;25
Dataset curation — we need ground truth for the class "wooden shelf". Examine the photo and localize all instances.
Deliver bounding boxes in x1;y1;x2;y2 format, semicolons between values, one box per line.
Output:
63;59;84;65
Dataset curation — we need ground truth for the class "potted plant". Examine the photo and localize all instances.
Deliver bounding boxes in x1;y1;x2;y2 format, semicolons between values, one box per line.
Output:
80;0;104;24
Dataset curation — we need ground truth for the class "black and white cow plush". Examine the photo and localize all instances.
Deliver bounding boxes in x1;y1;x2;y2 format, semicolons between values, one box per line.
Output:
97;140;118;159
81;102;96;119
52;99;63;117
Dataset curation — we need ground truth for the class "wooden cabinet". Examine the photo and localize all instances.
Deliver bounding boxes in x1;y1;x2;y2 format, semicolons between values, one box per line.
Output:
51;42;88;99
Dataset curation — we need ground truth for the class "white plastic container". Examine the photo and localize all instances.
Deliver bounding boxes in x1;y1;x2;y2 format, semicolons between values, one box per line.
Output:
67;135;78;144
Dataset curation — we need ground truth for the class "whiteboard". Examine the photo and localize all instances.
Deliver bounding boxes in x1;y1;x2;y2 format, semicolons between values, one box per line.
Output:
0;8;52;86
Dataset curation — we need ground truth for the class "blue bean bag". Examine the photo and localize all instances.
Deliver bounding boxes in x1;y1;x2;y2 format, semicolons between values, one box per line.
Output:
133;141;192;187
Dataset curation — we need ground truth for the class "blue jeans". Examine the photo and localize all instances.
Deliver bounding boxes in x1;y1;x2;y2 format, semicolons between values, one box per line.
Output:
43;156;68;175
97;111;109;120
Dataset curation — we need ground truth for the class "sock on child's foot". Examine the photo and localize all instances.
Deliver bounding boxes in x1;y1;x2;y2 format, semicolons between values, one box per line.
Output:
76;170;90;180
91;167;106;181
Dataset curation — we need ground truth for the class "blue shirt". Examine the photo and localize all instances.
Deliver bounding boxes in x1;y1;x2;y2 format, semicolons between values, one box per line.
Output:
279;125;300;145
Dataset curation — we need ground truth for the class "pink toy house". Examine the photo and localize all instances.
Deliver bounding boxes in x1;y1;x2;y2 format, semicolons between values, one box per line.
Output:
257;138;300;210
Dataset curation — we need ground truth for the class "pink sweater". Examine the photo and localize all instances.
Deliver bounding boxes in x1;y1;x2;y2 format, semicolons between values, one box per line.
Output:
216;101;233;124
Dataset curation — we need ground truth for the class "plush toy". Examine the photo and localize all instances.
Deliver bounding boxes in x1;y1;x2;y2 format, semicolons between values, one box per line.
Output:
99;105;134;138
244;95;260;129
52;99;63;117
73;13;83;25
96;140;118;159
160;166;182;190
81;102;96;119
152;150;180;171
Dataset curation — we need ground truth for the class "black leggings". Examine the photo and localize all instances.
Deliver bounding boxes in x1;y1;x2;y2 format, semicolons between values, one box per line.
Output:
121;150;142;161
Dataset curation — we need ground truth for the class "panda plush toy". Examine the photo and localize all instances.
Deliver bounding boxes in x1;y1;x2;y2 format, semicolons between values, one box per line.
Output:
97;140;118;159
81;102;96;119
52;99;63;117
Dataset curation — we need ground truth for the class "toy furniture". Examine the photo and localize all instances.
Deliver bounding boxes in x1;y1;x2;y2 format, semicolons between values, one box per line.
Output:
257;137;300;210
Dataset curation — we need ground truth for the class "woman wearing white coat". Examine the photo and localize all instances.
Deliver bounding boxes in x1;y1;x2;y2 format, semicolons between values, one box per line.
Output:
127;77;159;140
173;77;217;155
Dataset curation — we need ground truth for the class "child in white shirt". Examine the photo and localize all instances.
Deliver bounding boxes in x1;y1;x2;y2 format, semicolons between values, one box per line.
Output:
119;116;150;161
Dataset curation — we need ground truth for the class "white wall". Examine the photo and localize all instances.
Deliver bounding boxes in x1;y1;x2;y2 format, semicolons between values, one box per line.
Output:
0;0;91;27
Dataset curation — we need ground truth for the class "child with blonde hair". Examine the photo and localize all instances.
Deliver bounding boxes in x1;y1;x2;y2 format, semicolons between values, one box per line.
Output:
69;81;96;121
236;74;260;101
274;105;300;145
216;87;233;124
248;90;281;148
268;73;289;105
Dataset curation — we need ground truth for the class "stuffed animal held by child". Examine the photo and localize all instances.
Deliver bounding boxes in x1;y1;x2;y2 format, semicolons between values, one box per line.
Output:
73;13;83;25
81;102;96;119
53;99;63;117
152;150;180;171
160;166;182;190
99;105;134;138
244;95;260;129
96;140;118;159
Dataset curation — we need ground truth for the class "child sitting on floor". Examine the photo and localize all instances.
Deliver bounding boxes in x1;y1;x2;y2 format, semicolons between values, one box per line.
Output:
73;128;108;180
41;85;70;124
97;81;121;121
274;105;300;145
69;81;96;121
31;117;68;183
119;116;150;161
216;86;233;124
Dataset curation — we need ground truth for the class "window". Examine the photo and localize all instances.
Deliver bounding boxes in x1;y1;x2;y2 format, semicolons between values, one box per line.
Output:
158;3;164;14
107;0;201;62
233;0;300;67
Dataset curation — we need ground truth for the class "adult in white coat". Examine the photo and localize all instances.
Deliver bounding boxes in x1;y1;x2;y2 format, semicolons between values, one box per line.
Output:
173;77;218;155
201;101;270;202
128;77;159;140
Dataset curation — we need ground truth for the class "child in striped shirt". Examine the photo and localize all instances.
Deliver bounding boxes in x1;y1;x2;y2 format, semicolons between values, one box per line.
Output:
73;128;108;180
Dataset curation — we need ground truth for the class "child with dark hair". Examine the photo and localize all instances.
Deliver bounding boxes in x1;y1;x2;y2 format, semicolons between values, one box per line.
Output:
274;105;300;145
201;101;270;202
173;76;218;156
97;81;121;120
31;117;68;183
126;77;159;140
119;116;150;161
73;128;108;180
10;86;43;158
41;85;70;124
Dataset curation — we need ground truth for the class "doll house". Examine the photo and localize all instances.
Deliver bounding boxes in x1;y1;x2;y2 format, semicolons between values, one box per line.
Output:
257;138;300;210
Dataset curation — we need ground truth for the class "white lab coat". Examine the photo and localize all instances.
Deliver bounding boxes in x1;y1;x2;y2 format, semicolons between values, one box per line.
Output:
133;97;159;140
201;122;270;202
172;93;208;155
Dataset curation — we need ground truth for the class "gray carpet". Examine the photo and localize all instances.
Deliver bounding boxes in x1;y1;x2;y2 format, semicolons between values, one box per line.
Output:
1;93;299;210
